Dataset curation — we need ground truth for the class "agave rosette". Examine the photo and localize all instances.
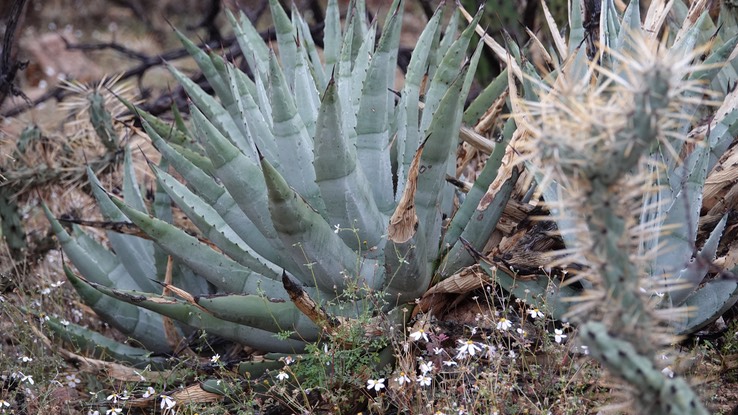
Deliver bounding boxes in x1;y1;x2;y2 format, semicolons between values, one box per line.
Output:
43;0;522;359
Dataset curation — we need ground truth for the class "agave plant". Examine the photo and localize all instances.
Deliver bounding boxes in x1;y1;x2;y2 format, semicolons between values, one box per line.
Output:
445;0;738;413
42;0;522;365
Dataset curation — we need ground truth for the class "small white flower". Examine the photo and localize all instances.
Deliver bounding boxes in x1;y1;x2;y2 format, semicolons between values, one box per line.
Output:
528;308;544;319
18;356;33;363
106;409;122;415
409;329;429;342
394;371;411;386
433;347;444;355
366;378;385;392
554;329;567;344
160;394;176;410
276;371;289;381
60;319;70;326
87;411;100;415
210;354;221;364
456;339;482;358
283;356;294;365
333;224;341;233
508;350;517;359
417;375;432;387
0;399;10;408
142;386;156;398
65;374;81;387
661;367;674;378
20;374;34;385
419;361;434;375
443;360;458;367
496;318;512;331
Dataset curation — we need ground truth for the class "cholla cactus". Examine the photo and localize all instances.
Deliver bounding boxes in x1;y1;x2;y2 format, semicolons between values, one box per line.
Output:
468;0;738;413
42;0;522;365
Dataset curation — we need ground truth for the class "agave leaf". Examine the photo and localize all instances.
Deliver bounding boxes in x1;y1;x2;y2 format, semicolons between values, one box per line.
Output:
349;21;378;123
355;1;403;214
568;0;584;54
677;279;738;334
269;0;297;86
63;264;173;353
462;68;509;126
614;0;641;58
669;214;728;304
150;163;282;280
467;241;575;319
294;10;326;90
313;79;386;251
382;0;404;107
193;106;306;277
419;9;481;138
173;29;229;102
432;7;460;80
44;313;170;369
87;167;158;292
293;40;321;139
268;53;327;216
227;9;270;80
442;166;520;277
384;138;429;302
44;204;142;291
443;118;515;249
87;281;307;353
118;99;190;146
195;294;321;341
261;154;383;294
146;120;286;269
122;146;147;213
396;6;442;196
415;66;469;264
110;195;290;296
599;0;620;69
323;0;340;74
168;65;254;160
337;16;358;136
225;65;279;169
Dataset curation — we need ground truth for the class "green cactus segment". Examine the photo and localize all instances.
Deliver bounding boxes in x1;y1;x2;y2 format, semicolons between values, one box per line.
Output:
195;294;321;341
63;264;173;353
261;154;383;294
580;322;709;415
110;195;285;295
267;54;327;215
0;188;25;254
86;279;306;353
313;79;385;251
88;91;117;151
355;0;403;215
44;313;170;370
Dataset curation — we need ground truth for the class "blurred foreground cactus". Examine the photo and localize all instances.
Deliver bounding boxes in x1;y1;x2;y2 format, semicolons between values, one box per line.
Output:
460;0;738;412
41;0;521;369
